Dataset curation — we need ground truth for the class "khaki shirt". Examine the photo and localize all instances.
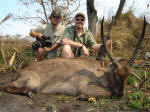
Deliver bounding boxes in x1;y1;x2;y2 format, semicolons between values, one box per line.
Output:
63;25;97;57
31;23;65;44
31;23;65;58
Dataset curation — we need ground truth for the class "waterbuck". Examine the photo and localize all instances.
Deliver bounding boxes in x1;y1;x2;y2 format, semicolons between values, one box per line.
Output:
0;17;146;100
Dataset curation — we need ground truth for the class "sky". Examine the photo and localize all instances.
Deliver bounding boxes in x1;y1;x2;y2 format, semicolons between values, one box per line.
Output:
0;0;30;36
0;0;150;36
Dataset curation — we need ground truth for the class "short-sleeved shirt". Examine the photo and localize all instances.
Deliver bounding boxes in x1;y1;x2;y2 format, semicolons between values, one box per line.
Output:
31;23;65;58
63;25;97;57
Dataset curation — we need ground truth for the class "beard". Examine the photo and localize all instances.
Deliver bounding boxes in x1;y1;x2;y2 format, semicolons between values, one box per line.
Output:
76;23;83;29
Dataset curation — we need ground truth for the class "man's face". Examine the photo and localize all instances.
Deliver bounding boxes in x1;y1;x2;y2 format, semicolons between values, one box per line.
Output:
75;16;85;29
50;16;61;28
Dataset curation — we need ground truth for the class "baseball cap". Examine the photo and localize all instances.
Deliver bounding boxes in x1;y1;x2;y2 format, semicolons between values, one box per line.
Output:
50;10;61;18
75;12;85;19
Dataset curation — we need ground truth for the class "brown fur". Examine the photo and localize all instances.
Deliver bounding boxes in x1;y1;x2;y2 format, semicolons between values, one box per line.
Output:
0;57;130;99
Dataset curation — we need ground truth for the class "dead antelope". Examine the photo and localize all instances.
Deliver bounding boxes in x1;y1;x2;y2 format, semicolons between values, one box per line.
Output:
0;17;146;100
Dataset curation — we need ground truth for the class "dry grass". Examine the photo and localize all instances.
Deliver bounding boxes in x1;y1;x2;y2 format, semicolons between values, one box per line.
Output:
0;37;34;70
95;11;150;59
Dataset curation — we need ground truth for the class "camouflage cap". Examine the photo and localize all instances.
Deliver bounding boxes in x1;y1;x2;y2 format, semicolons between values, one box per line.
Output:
50;10;62;18
75;12;85;19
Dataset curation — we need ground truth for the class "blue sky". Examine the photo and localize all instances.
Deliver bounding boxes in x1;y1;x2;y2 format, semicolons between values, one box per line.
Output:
0;0;18;15
0;0;30;36
0;0;150;36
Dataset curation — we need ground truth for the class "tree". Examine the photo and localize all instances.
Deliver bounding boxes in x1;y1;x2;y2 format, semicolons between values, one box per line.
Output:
114;0;126;24
86;0;98;37
17;0;81;25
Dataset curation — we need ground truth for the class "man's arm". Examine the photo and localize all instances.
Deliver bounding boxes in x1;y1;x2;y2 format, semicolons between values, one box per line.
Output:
45;38;85;53
29;30;44;40
62;38;83;48
29;24;47;40
62;38;89;57
44;43;59;52
91;44;102;51
91;40;110;51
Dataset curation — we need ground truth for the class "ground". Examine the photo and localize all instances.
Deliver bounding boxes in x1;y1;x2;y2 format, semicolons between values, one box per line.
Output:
0;72;149;112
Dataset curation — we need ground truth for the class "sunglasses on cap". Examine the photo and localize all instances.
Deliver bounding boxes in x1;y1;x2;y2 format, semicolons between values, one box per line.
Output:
75;18;84;22
52;16;60;19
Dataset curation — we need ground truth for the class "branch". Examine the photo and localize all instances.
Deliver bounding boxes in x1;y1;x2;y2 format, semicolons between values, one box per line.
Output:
137;78;149;90
14;16;46;23
69;0;81;15
38;0;49;23
131;71;142;82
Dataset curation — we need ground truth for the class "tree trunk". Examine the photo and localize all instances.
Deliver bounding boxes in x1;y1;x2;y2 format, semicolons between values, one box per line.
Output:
87;0;98;37
114;0;126;24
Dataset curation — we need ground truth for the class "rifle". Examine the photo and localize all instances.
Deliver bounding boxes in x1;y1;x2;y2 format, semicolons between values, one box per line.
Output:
32;36;52;51
96;16;114;61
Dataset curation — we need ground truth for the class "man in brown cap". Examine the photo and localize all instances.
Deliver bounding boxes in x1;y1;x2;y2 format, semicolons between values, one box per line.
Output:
30;10;65;61
62;12;110;58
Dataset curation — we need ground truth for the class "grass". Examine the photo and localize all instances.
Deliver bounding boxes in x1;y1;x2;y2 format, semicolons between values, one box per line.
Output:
0;37;35;71
46;104;56;112
26;100;33;105
126;91;150;110
56;94;74;103
0;91;3;96
97;97;107;106
128;75;138;87
124;66;150;111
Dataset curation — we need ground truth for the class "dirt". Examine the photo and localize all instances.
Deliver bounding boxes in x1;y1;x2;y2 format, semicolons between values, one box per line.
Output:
0;72;147;112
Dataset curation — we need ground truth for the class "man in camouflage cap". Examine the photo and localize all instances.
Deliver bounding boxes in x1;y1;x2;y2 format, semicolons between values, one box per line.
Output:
30;10;65;61
62;12;110;58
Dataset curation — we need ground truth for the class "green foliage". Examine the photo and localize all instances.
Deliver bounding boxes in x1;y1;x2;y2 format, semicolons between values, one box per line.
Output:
113;103;123;111
0;55;2;64
46;104;56;112
128;66;150;88
128;75;138;86
56;94;73;103
126;91;150;110
146;71;150;77
7;65;16;71
97;97;107;106
26;100;33;105
0;91;3;96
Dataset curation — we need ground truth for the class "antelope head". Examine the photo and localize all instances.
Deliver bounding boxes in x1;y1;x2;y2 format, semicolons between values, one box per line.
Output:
101;16;146;96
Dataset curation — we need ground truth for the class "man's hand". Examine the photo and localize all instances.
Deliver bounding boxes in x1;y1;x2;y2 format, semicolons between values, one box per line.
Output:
106;39;111;46
30;31;44;40
82;45;89;57
44;47;49;51
44;43;58;52
38;33;44;40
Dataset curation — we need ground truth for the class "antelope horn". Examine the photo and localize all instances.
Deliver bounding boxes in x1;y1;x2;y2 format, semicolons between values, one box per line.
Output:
101;17;118;67
106;16;114;39
127;16;147;66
